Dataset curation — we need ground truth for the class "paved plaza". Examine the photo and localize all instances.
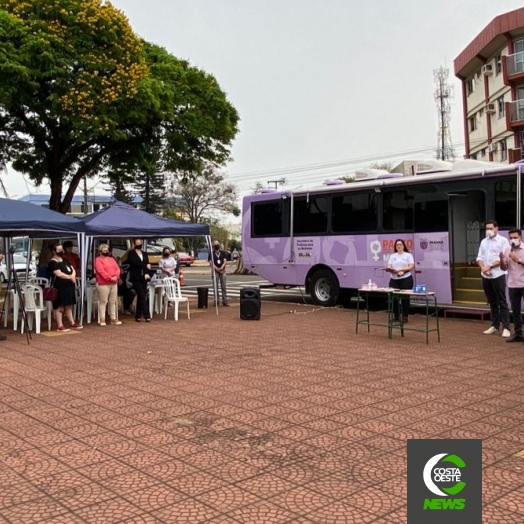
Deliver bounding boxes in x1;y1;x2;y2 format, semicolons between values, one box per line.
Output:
0;299;523;523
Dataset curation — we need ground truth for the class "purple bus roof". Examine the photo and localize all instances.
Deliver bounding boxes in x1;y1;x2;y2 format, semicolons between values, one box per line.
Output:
243;164;517;203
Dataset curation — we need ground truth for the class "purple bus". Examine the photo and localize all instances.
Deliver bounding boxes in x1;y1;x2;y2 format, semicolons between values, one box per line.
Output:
241;163;523;306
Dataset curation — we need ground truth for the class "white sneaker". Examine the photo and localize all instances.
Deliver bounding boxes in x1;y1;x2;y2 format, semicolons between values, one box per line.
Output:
483;326;498;335
502;329;511;338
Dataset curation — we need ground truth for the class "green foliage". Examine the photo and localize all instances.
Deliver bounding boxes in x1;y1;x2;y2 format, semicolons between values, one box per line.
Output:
337;176;355;183
367;161;394;171
0;0;239;212
209;223;229;250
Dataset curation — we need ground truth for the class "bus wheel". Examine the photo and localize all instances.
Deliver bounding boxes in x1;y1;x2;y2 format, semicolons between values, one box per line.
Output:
310;269;339;306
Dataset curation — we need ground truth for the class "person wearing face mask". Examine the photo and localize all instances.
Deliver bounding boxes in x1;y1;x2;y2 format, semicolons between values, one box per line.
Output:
62;240;81;277
94;244;122;327
477;220;511;337
126;239;152;322
208;241;229;306
499;229;524;343
158;248;177;277
48;242;82;332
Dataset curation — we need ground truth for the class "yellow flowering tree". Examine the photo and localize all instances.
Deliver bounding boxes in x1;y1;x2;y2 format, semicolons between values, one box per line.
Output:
0;0;239;212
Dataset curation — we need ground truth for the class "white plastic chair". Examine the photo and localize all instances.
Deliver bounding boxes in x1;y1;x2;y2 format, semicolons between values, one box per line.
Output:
28;277;50;287
21;285;47;334
28;277;53;328
163;277;190;321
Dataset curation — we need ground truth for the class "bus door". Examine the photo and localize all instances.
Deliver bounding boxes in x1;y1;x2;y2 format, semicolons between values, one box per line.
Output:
413;194;452;305
448;190;485;304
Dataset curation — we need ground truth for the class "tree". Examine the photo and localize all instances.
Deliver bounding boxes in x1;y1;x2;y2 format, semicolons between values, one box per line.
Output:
367;161;394;171
171;164;239;223
0;0;239;212
170;164;238;255
337;176;355;183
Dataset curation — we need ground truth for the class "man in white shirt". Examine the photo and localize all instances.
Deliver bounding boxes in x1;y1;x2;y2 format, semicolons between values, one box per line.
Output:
477;220;511;337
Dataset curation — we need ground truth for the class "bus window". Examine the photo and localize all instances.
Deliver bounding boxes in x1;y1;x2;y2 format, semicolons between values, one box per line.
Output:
414;199;448;232
253;200;286;237
383;190;414;231
332;192;377;232
495;180;516;228
293;196;328;235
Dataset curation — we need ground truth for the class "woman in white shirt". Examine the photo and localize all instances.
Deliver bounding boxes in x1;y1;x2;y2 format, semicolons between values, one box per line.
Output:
387;239;415;323
158;248;177;277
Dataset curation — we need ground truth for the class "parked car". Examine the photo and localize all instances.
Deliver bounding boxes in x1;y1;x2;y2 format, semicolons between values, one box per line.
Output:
0;254;37;283
177;252;194;267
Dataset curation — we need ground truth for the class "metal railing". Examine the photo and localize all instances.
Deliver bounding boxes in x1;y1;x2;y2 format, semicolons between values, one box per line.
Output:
506;52;524;76
508;99;524;123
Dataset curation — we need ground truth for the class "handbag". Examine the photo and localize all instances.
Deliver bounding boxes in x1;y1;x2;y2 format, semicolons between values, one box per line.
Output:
43;275;58;302
43;286;58;302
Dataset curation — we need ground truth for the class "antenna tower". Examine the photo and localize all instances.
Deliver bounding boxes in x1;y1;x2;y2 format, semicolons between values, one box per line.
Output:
434;66;455;161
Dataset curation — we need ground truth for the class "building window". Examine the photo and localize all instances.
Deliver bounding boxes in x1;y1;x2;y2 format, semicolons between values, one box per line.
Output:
471;153;477;160
500;139;507;161
496;54;502;75
469;116;477;132
466;78;476;95
497;96;505;118
481;148;487;157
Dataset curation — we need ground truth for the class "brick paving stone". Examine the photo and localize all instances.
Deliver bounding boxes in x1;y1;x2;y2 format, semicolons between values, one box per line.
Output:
152;499;220;523
75;498;143;523
1;302;524;523
225;499;301;523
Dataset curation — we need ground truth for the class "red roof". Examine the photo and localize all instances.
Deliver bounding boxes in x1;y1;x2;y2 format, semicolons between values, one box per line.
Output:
454;7;524;77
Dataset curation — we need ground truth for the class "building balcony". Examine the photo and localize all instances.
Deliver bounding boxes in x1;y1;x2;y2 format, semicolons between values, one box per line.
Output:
503;52;524;83
506;100;524;129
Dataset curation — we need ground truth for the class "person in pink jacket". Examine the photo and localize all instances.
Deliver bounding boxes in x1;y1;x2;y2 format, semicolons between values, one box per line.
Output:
94;244;122;326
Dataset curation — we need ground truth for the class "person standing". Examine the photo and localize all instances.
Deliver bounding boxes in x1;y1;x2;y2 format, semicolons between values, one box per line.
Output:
127;239;152;322
62;241;81;277
94;244;122;327
48;243;83;332
159;248;177;277
209;241;229;306
387;239;415;323
477;220;511;337
499;229;524;343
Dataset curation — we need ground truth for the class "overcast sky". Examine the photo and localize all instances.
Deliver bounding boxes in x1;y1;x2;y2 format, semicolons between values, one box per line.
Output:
4;0;524;201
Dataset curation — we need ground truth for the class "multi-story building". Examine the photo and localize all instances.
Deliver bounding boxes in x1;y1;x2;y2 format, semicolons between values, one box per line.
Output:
454;7;524;163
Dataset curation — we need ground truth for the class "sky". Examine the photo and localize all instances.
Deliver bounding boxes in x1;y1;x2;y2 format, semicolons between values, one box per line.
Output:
4;0;524;205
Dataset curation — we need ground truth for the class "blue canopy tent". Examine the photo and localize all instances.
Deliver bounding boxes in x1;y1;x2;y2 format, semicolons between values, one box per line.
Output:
0;197;86;328
0;197;83;237
77;202;217;316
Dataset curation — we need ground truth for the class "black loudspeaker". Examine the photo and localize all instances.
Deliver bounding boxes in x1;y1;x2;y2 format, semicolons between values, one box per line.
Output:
240;287;261;320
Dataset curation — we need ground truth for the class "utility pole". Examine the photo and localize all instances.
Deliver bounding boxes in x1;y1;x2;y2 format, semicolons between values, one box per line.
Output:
434;66;455;161
267;178;287;190
83;175;88;215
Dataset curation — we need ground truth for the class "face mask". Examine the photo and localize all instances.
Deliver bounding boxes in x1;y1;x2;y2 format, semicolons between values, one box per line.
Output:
101;251;109;256
135;244;142;249
214;245;220;251
56;250;64;256
511;239;521;248
485;230;495;238
163;252;170;257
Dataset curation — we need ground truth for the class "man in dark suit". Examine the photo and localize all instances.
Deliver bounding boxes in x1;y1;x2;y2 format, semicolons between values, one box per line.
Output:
126;239;152;322
208;241;229;306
